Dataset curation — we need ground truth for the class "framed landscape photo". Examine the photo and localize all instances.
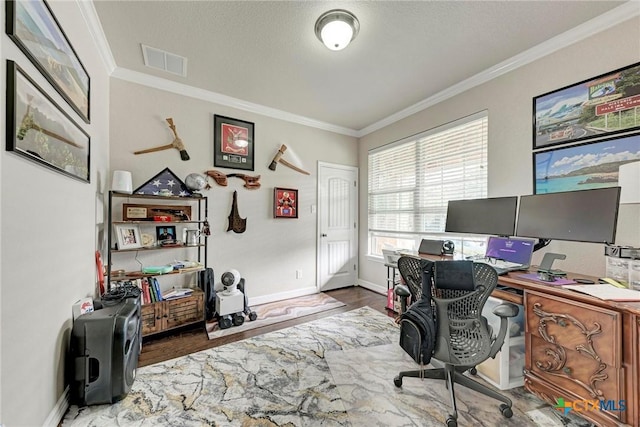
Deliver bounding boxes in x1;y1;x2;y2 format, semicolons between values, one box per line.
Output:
533;133;640;194
6;0;90;123
213;114;255;171
115;224;142;250
6;60;90;183
274;187;298;218
533;62;640;149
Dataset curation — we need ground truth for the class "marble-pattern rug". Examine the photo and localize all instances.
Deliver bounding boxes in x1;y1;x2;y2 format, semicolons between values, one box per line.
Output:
206;292;346;340
325;344;593;427
63;306;593;427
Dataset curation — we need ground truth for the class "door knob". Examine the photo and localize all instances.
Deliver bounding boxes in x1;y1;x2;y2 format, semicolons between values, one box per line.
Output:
321;233;327;237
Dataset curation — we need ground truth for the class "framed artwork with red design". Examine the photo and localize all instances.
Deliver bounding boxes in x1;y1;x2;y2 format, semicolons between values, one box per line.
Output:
213;114;255;171
274;187;298;218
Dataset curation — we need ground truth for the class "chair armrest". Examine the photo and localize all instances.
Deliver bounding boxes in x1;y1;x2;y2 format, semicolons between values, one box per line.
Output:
394;284;411;313
493;303;519;319
488;302;519;358
394;284;411;298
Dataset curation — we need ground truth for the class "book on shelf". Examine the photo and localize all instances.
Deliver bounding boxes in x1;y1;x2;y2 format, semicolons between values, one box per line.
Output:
151;278;163;302
141;278;151;304
162;287;194;300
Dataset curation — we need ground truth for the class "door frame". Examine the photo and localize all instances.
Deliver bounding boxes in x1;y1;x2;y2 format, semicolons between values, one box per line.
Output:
316;161;359;291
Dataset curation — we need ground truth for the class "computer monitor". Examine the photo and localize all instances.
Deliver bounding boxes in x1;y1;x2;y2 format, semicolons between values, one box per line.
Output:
515;187;620;244
445;196;518;236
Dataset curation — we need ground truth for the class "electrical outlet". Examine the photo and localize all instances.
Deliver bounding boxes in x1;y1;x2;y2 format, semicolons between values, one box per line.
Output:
296;270;302;279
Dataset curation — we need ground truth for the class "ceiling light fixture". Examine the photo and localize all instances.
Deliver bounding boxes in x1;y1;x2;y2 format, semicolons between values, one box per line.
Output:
314;9;359;51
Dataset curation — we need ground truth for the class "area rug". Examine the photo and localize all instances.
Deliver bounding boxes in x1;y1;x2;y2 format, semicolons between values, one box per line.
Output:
206;291;345;340
63;306;592;427
325;343;594;427
62;306;397;426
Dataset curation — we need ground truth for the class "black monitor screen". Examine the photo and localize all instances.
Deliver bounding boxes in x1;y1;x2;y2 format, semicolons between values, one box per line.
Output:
515;187;620;244
445;196;517;236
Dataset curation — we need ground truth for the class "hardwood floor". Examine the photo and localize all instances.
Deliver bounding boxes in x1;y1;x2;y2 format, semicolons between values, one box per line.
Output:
139;286;391;367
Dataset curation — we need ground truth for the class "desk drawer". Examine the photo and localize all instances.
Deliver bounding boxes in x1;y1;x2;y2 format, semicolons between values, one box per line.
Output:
527;334;623;404
525;291;621;367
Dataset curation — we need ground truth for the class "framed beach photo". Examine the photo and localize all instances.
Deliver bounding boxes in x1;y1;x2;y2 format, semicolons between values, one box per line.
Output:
6;0;90;123
274;187;298;218
533;133;640;194
213;114;255;171
115;225;142;250
532;62;640;149
6;60;90;183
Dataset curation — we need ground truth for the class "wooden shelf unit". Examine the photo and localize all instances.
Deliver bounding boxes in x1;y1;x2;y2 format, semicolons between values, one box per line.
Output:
107;191;208;337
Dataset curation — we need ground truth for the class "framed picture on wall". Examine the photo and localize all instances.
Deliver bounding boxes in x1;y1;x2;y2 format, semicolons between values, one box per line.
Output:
274;187;298;218
213;114;255;171
532;61;640;149
533;133;640;194
6;0;90;123
6;60;90;183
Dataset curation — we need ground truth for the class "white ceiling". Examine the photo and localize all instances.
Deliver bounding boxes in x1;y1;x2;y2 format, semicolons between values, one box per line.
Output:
90;1;636;136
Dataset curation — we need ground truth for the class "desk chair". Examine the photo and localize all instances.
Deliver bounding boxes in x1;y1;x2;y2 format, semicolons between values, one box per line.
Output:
394;256;424;313
394;259;519;427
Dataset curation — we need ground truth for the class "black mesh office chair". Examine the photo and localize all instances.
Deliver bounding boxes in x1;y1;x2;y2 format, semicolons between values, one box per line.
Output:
394;259;519;427
394;256;424;313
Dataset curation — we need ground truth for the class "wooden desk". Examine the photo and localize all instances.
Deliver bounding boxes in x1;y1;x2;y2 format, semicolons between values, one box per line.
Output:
497;271;640;427
412;253;639;426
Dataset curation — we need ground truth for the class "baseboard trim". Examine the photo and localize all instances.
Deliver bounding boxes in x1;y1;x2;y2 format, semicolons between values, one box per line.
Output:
45;385;70;427
247;286;319;307
357;279;386;296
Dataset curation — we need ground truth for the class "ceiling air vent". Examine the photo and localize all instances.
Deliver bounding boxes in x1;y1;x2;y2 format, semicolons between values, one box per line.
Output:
141;44;187;77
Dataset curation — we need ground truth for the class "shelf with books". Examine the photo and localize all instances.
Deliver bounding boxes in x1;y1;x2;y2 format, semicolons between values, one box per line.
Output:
106;191;208;337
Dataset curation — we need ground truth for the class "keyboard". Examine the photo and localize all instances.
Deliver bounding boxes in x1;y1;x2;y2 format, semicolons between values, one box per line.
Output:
477;261;528;276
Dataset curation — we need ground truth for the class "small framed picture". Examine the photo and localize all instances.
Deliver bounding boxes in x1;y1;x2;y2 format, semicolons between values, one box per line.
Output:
115;225;142;250
274;187;298;218
156;225;177;243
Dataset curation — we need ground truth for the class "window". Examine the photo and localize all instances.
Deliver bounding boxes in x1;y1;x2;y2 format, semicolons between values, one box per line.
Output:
368;111;488;256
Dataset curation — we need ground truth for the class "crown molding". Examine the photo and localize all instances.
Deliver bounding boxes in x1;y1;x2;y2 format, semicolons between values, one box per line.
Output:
78;0;116;74
110;67;359;137
357;1;640;137
82;0;639;139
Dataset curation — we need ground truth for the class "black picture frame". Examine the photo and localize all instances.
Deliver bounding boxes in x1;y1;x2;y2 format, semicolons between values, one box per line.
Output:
274;187;298;218
533;62;640;149
213;114;255;171
6;0;90;123
6;60;90;183
156;225;177;243
533;133;640;194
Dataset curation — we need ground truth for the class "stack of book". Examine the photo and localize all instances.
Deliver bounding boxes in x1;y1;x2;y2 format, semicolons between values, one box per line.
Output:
161;287;194;300
138;277;163;304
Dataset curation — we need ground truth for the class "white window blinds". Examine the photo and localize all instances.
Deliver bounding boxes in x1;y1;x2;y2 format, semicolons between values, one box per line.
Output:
368;112;488;235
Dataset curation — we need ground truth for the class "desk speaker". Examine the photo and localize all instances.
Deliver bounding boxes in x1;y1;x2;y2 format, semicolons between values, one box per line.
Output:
419;239;445;255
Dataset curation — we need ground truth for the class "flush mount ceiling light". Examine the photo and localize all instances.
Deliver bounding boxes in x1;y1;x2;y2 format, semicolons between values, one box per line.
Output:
314;9;359;51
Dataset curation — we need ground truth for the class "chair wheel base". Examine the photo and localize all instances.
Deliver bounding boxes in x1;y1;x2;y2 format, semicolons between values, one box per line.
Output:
500;403;513;418
393;376;403;387
446;416;457;427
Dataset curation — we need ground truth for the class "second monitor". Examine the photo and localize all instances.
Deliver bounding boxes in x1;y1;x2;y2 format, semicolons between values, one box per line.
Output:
445;196;518;237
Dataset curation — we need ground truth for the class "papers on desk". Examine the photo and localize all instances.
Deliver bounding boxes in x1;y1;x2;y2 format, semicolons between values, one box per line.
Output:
562;284;640;301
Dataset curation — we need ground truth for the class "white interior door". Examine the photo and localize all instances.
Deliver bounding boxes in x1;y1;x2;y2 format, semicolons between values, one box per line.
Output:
317;162;358;291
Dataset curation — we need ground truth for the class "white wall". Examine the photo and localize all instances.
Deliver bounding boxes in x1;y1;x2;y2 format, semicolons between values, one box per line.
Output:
0;1;110;426
358;18;640;289
108;79;358;302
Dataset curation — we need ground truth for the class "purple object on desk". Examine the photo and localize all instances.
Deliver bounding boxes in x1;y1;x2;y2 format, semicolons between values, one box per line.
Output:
516;273;576;286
